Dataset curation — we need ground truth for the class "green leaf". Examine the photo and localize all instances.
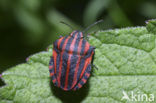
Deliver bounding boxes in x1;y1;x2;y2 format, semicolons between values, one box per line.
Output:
146;19;156;34
1;20;156;103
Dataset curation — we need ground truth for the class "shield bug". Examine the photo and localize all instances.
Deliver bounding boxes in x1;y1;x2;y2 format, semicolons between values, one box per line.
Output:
49;20;103;91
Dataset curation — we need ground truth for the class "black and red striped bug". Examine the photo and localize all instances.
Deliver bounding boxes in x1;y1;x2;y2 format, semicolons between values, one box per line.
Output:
49;20;103;91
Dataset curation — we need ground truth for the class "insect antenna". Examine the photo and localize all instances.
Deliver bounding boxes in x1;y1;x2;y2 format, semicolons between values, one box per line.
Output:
60;21;74;30
83;19;104;34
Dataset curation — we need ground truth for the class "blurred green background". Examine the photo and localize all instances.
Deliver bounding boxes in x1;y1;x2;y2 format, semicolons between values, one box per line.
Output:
0;0;156;77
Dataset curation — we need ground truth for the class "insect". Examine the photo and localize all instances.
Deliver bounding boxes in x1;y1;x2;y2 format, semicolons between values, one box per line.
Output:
49;20;103;91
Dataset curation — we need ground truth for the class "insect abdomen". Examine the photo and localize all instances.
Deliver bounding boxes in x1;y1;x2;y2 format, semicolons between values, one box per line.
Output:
51;31;94;91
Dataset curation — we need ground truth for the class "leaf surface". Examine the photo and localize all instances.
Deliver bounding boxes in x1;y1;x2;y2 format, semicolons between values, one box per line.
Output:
1;20;156;103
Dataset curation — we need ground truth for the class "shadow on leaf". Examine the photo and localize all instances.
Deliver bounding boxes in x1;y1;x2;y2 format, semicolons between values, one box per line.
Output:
49;78;90;103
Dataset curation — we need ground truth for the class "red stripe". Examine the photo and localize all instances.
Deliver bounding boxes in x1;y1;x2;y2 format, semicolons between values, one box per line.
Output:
53;37;63;73
79;42;90;79
80;51;94;79
50;72;54;76
53;78;56;83
57;36;71;87
71;37;83;88
84;42;90;55
85;72;90;77
53;50;57;74
64;33;78;90
78;83;82;88
49;65;53;70
57;37;64;49
80;32;83;37
70;31;76;36
82;78;87;83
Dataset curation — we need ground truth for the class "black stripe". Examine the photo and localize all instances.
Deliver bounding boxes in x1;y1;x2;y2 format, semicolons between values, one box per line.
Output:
84;64;91;79
55;36;67;78
60;35;74;89
76;57;85;81
77;46;94;81
49;57;56;81
71;31;78;37
59;36;68;51
80;39;86;55
76;64;91;89
53;39;59;53
76;39;86;81
53;39;58;48
77;31;83;39
67;32;81;89
49;69;53;73
85;46;94;59
49;56;54;66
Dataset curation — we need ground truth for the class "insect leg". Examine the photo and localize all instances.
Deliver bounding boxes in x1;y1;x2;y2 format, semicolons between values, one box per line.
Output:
92;64;98;70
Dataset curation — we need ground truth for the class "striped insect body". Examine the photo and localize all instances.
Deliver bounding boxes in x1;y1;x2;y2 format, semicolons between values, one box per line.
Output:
49;31;95;91
49;20;104;91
